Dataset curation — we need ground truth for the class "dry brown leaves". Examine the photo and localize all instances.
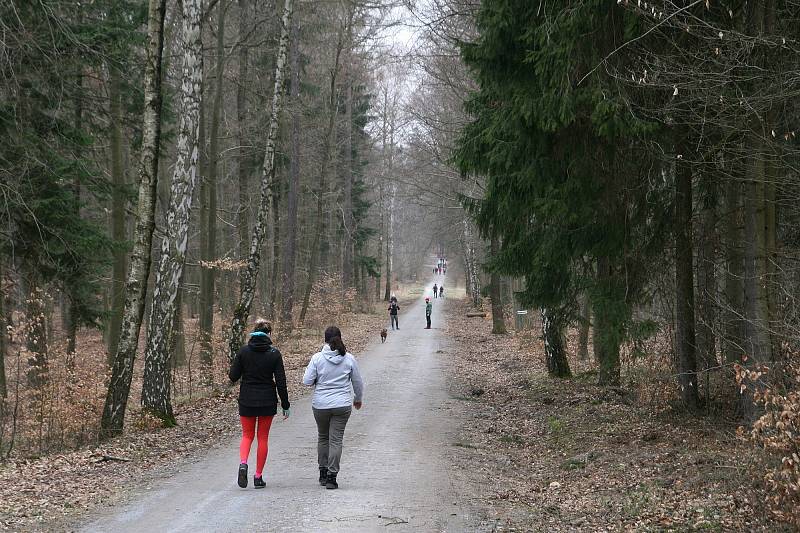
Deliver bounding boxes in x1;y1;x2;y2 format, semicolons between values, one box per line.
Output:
442;299;786;532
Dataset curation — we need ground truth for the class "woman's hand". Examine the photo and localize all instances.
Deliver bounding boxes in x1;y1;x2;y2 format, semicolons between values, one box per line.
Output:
353;401;362;410
282;408;290;420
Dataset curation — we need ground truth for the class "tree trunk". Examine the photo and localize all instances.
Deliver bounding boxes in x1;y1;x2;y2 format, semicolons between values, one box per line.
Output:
269;168;281;318
743;145;772;365
0;260;6;398
199;0;225;372
594;256;621;386
236;0;250;262
342;63;354;291
764;152;778;356
100;0;168;439
675;148;699;409
542;308;571;377
578;293;590;360
171;287;186;367
299;23;345;323
280;14;300;327
696;175;718;370
489;235;506;334
107;67;128;366
227;0;293;359
723;177;745;364
141;0;204;425
741;135;772;420
463;219;480;308
383;184;394;302
65;68;83;360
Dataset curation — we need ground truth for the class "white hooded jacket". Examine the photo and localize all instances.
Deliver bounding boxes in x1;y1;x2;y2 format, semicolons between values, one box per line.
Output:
302;344;365;409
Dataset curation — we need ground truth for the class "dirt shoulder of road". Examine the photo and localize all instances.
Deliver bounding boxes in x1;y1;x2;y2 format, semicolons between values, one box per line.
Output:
0;306;390;533
442;298;785;532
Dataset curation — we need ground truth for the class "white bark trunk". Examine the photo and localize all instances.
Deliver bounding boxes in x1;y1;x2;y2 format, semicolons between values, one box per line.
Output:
227;0;294;360
141;0;204;424
101;0;167;438
463;218;481;307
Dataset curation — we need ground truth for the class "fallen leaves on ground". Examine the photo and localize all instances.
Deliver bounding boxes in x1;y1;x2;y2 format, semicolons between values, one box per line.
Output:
442;299;786;532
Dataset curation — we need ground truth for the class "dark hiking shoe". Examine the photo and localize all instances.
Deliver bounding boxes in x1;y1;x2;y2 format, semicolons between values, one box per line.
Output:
253;476;266;489
319;467;328;486
325;473;338;490
237;464;248;488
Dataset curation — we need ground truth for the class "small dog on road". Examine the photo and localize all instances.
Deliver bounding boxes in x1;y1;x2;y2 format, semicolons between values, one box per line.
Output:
380;328;387;343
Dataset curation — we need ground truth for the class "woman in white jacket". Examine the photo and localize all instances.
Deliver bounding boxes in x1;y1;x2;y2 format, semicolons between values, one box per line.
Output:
302;326;364;489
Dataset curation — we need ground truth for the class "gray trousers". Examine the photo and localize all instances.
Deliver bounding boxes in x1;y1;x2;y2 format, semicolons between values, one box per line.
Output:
312;406;352;474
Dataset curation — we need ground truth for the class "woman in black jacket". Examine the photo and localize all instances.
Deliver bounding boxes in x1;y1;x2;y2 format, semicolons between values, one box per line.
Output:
229;320;290;489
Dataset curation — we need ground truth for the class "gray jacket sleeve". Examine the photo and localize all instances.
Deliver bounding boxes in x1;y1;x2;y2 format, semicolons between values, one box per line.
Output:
349;355;365;402
302;354;318;386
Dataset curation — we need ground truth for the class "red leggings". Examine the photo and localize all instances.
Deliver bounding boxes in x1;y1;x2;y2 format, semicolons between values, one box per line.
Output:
239;416;273;476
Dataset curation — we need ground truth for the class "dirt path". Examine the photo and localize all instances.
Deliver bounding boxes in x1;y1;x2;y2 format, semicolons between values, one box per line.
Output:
79;290;478;532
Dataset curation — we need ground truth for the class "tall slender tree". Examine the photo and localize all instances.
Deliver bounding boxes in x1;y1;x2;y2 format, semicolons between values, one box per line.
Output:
107;67;128;366
199;0;227;373
227;0;294;360
140;0;204;425
281;13;301;326
101;0;168;437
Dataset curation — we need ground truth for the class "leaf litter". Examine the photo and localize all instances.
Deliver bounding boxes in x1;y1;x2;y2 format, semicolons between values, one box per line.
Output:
441;298;787;532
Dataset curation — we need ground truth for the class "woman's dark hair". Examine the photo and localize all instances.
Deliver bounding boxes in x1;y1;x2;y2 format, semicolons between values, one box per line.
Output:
324;326;346;355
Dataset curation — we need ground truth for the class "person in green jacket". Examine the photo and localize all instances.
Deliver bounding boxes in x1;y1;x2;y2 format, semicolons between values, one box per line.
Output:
425;297;432;329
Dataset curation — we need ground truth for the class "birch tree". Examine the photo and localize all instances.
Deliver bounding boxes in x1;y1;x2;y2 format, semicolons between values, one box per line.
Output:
141;0;204;424
227;0;294;360
100;0;168;437
489;235;506;334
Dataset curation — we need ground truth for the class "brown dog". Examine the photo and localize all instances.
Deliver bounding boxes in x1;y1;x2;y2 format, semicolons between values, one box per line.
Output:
380;328;387;343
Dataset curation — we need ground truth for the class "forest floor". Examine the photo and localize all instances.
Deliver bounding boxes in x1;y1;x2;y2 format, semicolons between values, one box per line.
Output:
0;295;397;532
443;298;787;532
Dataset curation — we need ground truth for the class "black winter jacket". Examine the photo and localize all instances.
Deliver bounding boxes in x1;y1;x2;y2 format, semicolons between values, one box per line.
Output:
229;335;290;410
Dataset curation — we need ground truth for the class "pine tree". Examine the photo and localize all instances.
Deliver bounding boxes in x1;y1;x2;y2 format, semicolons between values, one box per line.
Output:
456;0;665;383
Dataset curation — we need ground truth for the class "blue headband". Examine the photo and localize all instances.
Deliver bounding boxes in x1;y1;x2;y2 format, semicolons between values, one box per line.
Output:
250;331;268;337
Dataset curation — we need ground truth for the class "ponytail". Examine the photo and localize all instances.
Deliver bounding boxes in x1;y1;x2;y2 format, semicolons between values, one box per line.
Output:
329;336;347;356
324;325;346;355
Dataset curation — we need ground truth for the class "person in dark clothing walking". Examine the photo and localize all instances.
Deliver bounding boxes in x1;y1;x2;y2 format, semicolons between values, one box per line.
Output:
388;295;400;330
229;320;290;489
425;297;432;328
439;285;444;298
433;283;438;298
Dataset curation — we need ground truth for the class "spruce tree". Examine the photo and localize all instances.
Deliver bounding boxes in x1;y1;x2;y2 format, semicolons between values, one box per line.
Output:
456;0;667;384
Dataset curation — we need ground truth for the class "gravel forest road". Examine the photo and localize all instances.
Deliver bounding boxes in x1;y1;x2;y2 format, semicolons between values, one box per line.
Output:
79;288;475;532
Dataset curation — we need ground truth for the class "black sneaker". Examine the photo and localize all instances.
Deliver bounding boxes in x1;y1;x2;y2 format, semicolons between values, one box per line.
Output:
253;476;266;489
325;473;338;490
237;464;248;488
319;467;328;486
